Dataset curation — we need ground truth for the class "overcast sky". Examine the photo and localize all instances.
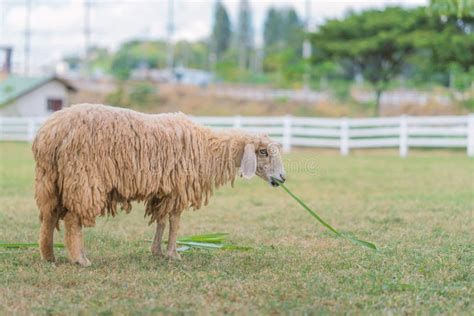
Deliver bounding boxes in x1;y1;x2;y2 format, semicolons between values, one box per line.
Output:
0;0;427;74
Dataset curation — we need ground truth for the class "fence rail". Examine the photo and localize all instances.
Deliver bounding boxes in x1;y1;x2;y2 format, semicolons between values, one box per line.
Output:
1;114;473;157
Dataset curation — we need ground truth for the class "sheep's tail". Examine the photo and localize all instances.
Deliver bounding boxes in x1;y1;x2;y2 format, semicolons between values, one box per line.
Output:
32;135;63;230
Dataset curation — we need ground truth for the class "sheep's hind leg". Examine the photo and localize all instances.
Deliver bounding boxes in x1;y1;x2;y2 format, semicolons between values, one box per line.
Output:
151;217;166;257
166;213;182;260
39;211;59;262
64;212;91;266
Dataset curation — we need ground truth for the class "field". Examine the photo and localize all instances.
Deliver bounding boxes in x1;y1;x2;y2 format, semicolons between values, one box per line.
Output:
0;142;472;314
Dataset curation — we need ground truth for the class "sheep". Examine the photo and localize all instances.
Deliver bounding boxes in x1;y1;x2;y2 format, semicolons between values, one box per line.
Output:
32;104;286;266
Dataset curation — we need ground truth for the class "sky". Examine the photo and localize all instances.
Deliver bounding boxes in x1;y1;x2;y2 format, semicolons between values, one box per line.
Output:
0;0;427;74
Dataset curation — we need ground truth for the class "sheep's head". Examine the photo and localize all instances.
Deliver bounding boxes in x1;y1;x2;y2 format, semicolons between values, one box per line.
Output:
240;136;286;187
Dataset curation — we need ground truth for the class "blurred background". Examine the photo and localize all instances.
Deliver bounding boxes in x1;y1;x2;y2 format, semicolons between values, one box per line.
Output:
0;0;472;118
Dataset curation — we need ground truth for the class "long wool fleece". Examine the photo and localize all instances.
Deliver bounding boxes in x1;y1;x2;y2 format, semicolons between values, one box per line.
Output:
32;104;260;227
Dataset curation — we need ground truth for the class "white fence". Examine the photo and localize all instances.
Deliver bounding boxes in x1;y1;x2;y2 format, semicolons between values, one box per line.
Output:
1;115;473;157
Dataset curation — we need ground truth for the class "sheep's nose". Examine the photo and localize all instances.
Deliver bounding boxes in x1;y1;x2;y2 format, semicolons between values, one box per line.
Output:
280;174;286;183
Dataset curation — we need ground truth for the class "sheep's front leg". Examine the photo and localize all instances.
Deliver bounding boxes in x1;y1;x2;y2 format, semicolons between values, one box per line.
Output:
151;217;166;257
64;212;91;266
166;213;181;260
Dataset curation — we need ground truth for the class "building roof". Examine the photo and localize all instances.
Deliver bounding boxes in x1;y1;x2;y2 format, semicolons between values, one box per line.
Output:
0;75;76;107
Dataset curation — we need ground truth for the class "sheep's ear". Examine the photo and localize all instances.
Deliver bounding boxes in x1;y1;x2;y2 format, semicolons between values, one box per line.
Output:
240;144;256;179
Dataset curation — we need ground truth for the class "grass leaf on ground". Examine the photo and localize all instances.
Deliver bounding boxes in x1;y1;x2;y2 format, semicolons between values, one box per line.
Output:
0;242;65;249
273;177;377;250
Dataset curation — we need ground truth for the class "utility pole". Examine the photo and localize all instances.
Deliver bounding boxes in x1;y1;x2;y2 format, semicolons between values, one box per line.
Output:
166;0;174;70
24;0;31;75
303;0;312;91
84;0;92;76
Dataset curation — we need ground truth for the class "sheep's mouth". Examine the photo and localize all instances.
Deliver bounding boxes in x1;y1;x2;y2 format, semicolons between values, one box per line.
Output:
270;177;283;187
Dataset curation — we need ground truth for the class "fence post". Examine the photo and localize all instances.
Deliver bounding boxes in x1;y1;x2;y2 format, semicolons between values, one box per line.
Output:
468;113;474;157
340;117;349;156
27;118;35;142
399;115;408;158
233;115;242;129
282;115;292;153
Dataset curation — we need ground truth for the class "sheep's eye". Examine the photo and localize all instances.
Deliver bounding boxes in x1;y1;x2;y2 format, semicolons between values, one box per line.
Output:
259;149;268;156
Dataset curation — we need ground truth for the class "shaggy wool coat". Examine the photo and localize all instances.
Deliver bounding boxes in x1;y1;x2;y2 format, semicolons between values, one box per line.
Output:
32;104;259;227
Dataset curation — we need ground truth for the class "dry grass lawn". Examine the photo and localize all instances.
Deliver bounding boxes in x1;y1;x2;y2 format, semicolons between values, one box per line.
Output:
0;142;472;314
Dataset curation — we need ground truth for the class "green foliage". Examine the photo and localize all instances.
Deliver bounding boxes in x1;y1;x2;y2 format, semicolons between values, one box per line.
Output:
309;6;474;113
105;85;128;107
103;39;209;80
87;47;113;75
263;7;281;49
429;0;474;18
211;1;232;60
215;59;243;82
105;83;159;109
312;7;423;82
0;234;251;254
174;40;209;69
461;98;474;111
329;79;352;101
262;6;304;86
79;3;473;94
413;10;474;75
105;85;129;107
110;40;167;80
129;83;157;105
449;65;474;91
263;6;303;52
237;0;254;69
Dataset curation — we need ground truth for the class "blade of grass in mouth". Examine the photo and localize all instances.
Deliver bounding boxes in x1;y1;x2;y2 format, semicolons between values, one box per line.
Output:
272;177;377;250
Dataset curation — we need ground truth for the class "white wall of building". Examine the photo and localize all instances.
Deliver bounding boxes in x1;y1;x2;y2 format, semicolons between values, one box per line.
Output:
0;80;69;117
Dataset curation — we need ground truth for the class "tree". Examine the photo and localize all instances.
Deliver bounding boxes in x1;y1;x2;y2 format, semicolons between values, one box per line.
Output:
310;7;424;114
211;1;232;60
174;40;209;69
283;7;304;50
110;40;167;80
237;0;254;70
429;0;474;18
263;7;303;54
263;7;282;52
426;0;473;73
263;6;305;85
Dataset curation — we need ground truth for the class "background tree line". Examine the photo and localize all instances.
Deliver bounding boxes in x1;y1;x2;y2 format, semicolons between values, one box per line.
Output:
82;0;473;113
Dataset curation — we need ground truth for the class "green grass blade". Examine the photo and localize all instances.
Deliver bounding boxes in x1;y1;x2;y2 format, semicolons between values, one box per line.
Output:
176;245;191;252
178;236;227;243
178;233;229;243
343;234;377;250
176;241;224;249
0;242;65;249
219;244;253;251
180;233;229;239
277;181;340;236
272;177;377;251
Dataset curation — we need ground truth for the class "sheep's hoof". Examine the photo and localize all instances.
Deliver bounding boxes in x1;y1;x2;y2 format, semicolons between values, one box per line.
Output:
72;254;91;267
74;258;91;267
152;249;165;257
167;252;182;261
41;255;56;263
